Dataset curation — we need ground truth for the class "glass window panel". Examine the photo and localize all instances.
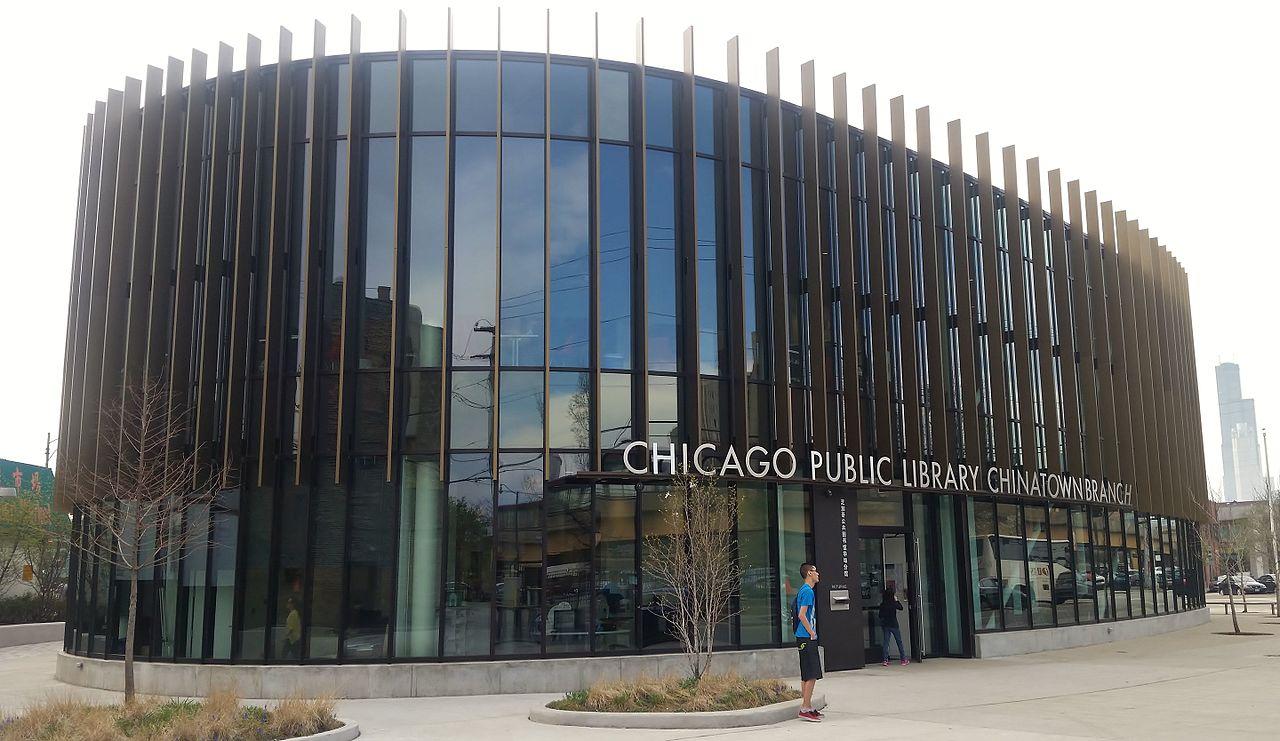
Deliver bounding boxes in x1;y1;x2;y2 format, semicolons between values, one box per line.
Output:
548;140;590;367
858;490;904;527
500;138;545;366
402;370;442;453
1138;515;1157;615
208;494;239;660
547;451;590;478
454;59;497;132
647;374;679;445
1108;510;1131;618
694;84;722;157
550;63;589;137
396;455;443;657
411;58;447;132
236;483;273;661
776;484;813;637
306;460;345;659
644;75;676;149
444;453;493;656
969;499;1001;631
747;382;771;446
699;378;726;444
329;62;350;136
361;138;396;369
499;370;545;448
451;137;497;366
1124;511;1143;617
449;370;493;449
599;144;632;369
546;485;592;653
742;168;770;382
343;456;394;659
320;140;349;372
502;59;545;135
548;371;591;449
406;136;447;367
640;484;681;648
599;372;633;449
271;475;308;660
1091;508;1112;621
998;503;1030;629
739;95;764;166
645;149;679;372
738;483;775;645
597;68;631;142
316;376;339;456
595;484;637;651
354;373;390;451
696;157;725;375
495;452;543;655
366;60;397;134
1069;507;1097;624
1024;504;1057;627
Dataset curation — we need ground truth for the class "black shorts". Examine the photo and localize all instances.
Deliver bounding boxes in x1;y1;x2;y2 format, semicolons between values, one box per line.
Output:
796;638;822;681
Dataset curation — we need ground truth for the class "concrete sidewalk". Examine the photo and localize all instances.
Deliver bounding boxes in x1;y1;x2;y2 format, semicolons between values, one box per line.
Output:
3;606;1278;739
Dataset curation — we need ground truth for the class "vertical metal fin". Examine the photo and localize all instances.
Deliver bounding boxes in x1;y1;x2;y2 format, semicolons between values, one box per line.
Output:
1024;158;1059;471
916;108;947;463
833;77;863;454
802;63;828;451
1002;146;1035;469
975;133;1009;468
764;49;791;446
889;98;919;461
222;35;263;485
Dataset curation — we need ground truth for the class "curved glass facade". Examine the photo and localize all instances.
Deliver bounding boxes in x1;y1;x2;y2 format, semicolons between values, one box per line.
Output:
58;44;1208;667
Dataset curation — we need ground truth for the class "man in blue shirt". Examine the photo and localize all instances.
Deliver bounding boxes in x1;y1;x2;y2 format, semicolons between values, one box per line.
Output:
795;562;822;722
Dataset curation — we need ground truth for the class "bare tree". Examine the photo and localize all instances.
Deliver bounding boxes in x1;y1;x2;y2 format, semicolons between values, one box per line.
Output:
1197;496;1244;634
643;472;741;681
59;377;222;703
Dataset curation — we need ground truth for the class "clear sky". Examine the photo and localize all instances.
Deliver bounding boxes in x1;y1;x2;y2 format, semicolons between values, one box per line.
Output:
1;0;1275;493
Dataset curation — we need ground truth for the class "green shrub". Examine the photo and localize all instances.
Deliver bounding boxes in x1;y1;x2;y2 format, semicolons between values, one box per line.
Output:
547;673;800;713
0;593;63;625
0;692;340;740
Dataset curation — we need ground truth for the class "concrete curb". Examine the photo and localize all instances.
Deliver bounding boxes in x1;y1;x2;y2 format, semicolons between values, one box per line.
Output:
528;694;826;729
56;646;797;698
289;719;359;740
0;622;64;649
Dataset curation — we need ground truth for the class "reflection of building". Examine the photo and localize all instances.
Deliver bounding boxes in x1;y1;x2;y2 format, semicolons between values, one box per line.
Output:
1205;500;1272;578
58;15;1209;687
1216;363;1264;502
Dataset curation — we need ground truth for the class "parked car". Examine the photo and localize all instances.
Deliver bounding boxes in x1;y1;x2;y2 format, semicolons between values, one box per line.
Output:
1215;575;1269;595
1256;574;1277;593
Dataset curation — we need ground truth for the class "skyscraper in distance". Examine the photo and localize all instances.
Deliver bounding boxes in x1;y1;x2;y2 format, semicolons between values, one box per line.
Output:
1217;362;1264;501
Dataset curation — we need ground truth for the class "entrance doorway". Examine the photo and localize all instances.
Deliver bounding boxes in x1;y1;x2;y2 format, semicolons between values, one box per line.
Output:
859;533;916;663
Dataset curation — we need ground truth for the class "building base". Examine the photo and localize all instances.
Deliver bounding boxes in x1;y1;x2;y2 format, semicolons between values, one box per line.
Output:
973;607;1210;658
55;646;798;699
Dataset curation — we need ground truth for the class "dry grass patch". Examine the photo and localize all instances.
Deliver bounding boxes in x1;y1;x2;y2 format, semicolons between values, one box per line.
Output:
547;673;799;713
0;690;341;740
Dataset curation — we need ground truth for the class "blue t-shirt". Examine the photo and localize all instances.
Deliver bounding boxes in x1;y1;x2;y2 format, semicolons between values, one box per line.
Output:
795;583;816;638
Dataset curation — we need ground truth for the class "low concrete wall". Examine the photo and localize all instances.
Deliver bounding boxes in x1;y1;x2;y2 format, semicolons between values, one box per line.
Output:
56;646;798;699
0;622;64;649
974;607;1210;658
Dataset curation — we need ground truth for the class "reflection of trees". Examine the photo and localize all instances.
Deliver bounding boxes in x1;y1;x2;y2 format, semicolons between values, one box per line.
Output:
569;373;590;448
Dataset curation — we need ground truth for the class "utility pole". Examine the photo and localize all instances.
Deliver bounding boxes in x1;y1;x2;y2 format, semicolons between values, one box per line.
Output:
1263;428;1278;618
45;432;52;468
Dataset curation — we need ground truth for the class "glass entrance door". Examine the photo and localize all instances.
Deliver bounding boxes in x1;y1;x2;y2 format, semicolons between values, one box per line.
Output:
859;533;915;663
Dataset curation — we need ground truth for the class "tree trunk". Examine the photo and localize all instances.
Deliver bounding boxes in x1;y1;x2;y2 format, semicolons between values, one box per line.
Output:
1226;563;1240;634
125;568;138;704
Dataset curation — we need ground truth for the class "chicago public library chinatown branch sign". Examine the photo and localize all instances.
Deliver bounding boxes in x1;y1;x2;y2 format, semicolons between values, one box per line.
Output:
620;441;1134;508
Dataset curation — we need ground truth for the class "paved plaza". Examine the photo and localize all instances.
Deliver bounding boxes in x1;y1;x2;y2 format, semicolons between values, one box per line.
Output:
3;602;1278;739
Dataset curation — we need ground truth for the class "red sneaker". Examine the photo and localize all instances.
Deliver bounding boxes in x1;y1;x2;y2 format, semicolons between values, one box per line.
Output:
798;709;822;722
900;658;910;666
812;708;825;718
